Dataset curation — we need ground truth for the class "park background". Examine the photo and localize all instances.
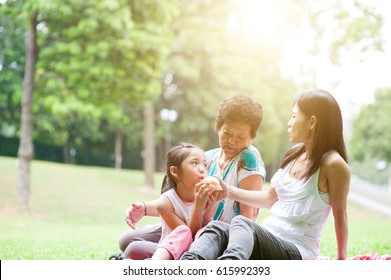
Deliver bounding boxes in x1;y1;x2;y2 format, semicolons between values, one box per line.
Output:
1;0;391;259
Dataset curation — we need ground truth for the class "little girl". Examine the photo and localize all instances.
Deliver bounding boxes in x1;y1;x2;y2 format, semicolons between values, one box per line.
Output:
145;142;218;260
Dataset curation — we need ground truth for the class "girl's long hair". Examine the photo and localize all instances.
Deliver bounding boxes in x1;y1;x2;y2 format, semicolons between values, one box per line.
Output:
280;89;348;181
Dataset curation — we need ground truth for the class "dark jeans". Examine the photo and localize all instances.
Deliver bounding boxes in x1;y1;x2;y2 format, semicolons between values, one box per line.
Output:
181;215;302;260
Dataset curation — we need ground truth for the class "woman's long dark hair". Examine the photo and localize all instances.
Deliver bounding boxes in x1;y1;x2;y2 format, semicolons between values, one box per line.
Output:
280;89;348;181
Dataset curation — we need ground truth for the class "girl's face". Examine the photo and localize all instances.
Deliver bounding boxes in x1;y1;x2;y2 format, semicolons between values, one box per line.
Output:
287;104;312;144
218;121;252;159
177;148;207;189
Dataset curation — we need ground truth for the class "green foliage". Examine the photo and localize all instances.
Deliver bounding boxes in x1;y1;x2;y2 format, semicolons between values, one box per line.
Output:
0;13;25;136
156;0;298;160
331;2;384;64
1;0;177;164
350;88;391;162
35;95;104;151
349;158;388;186
0;0;386;173
36;0;175;104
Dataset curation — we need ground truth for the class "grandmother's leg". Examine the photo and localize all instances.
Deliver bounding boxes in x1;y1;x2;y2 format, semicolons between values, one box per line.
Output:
180;221;230;260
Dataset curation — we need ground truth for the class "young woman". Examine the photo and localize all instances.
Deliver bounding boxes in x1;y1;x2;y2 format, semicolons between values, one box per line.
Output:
181;89;351;260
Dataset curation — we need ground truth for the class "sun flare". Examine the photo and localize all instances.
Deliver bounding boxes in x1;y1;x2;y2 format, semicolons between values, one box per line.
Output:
226;0;283;44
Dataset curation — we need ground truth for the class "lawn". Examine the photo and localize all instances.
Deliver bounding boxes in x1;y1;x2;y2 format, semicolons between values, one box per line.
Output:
0;156;390;259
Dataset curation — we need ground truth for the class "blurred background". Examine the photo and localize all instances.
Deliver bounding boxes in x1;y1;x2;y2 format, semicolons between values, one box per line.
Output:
1;0;391;211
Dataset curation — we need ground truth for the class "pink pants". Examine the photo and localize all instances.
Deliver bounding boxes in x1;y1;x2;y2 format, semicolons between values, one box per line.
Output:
157;225;196;260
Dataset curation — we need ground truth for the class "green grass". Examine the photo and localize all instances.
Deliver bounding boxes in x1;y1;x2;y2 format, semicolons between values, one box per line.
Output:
1;156;390;259
0;156;162;260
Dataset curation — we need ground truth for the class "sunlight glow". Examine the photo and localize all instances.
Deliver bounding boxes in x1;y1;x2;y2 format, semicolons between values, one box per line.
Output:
226;0;282;45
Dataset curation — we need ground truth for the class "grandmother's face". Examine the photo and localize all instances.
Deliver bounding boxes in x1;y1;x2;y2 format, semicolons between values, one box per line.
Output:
218;121;252;159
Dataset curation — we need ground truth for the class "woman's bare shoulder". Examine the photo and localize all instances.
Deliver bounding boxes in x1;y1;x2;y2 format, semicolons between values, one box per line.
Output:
322;151;351;176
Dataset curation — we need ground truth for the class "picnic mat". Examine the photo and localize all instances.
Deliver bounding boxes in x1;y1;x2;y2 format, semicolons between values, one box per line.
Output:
318;253;391;260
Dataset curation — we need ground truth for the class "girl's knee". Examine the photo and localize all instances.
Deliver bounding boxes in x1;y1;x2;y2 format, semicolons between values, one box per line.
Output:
164;225;193;246
124;241;148;259
118;230;138;252
118;235;130;252
158;225;193;260
175;224;192;236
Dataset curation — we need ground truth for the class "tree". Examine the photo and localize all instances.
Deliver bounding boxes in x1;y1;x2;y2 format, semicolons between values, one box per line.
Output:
34;0;175;177
350;88;391;191
18;11;38;212
0;13;25;137
1;0;176;208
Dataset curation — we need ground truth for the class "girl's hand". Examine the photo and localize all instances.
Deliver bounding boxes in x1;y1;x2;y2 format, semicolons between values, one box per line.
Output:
206;191;218;209
202;191;218;224
125;202;146;229
194;183;216;210
195;176;228;206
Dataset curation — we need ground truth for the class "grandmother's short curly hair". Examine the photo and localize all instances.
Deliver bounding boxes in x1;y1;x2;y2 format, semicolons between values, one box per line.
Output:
215;94;263;139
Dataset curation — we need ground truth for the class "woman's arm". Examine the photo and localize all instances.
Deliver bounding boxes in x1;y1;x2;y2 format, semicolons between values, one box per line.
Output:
214;177;278;209
323;152;351;260
228;184;278;210
238;174;264;220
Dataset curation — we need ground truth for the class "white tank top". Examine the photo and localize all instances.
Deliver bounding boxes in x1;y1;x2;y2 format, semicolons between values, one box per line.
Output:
262;161;331;259
159;188;194;242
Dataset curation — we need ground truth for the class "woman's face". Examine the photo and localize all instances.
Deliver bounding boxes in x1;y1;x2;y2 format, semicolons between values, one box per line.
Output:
218;121;252;159
287;104;312;144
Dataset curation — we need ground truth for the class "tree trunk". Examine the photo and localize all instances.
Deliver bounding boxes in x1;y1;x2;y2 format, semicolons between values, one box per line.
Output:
114;131;123;169
17;13;38;212
143;102;155;188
